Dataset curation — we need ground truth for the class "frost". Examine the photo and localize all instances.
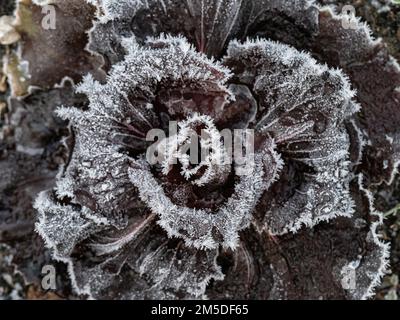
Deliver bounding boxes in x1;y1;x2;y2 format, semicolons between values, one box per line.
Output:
352;174;391;300
178;0;243;56
308;6;400;185
129;137;282;250
34;191;99;258
207;175;390;300
89;0;319;59
225;39;358;234
159;113;231;187
50;36;233;219
67;216;224;299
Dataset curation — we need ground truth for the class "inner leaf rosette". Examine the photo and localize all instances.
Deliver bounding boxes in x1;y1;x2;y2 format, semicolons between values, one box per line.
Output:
129;136;281;250
158;113;231;187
